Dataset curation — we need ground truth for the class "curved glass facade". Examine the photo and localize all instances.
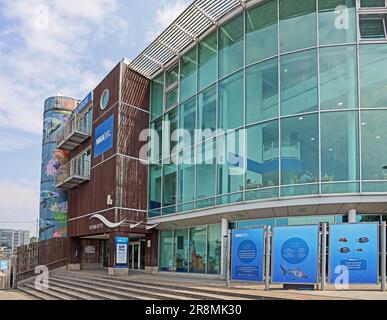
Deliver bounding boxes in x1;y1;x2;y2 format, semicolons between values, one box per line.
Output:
149;0;387;218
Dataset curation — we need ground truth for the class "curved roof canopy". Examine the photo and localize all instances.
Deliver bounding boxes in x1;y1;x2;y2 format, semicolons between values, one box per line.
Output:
129;0;254;79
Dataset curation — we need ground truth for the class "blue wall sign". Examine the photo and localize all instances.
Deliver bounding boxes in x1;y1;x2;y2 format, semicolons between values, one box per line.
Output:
329;223;379;285
272;225;319;284
231;228;264;282
94;114;114;158
73;91;93;115
0;260;8;272
115;237;129;268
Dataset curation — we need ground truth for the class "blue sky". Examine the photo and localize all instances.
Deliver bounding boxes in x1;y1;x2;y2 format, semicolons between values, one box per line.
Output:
0;0;191;237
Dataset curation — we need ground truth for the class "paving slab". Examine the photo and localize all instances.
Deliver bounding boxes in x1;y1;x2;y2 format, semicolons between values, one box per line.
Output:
0;290;34;300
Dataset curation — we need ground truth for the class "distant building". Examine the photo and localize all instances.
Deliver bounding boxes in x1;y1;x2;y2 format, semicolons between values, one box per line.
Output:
0;229;30;258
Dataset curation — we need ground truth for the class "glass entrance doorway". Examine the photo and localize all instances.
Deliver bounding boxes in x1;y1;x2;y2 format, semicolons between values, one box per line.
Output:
128;243;140;270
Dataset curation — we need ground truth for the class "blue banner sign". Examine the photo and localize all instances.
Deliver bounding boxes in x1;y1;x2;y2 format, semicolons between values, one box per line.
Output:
0;260;8;272
74;91;93;115
231;228;264;282
272;225;319;284
115;237;129;268
94;114;114;158
329;223;379;284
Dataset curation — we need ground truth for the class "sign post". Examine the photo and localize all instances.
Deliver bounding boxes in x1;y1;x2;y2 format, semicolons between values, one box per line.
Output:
226;230;231;288
321;223;327;291
381;222;386;292
265;225;271;291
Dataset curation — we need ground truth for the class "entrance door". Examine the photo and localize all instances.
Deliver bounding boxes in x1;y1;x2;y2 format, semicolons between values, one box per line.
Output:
128;243;140;270
102;240;109;268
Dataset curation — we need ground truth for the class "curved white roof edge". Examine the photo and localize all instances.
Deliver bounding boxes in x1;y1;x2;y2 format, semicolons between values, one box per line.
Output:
129;0;259;79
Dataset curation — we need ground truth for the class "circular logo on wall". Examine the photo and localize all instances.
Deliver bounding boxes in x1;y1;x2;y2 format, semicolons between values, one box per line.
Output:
281;237;309;264
237;240;257;264
100;89;110;110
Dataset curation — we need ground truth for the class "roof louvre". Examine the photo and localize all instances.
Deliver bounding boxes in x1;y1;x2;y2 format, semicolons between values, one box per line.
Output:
129;0;255;79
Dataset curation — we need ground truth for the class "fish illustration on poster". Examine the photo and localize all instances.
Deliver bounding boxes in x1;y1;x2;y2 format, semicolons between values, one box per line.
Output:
272;225;319;284
329;223;378;285
231;228;265;282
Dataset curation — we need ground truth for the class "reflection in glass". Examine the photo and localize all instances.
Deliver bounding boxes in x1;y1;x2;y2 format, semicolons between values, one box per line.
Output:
219;14;244;77
246;58;278;124
149;164;162;214
198;85;217;141
159;231;173;271
180;47;197;102
196;139;216;208
189;226;207;273
162;163;177;208
318;0;356;45
279;0;317;53
174;229;189;272
246;0;278;64
151;73;164;120
281;49;318;116
199;32;217;90
207;224;222;274
178;148;195;209
179;97;196;148
359;44;387;108
320;46;357;110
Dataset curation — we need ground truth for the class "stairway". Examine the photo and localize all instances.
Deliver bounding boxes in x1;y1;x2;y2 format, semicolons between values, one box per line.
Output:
17;269;275;300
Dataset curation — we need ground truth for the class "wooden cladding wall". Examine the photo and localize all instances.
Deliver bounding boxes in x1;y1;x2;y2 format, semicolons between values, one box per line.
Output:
92;63;120;121
115;155;148;210
121;65;150;111
80;239;102;264
117;103;149;159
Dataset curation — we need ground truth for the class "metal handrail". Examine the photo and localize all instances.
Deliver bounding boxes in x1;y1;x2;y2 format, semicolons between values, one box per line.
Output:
56;113;91;146
56;158;90;186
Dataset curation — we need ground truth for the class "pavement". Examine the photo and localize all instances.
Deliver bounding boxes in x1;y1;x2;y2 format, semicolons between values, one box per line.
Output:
0;290;33;300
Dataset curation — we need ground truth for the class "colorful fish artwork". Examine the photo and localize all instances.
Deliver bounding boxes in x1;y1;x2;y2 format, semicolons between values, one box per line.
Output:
338;238;348;243
280;265;308;279
357;237;369;244
40;190;60;208
339;247;351;253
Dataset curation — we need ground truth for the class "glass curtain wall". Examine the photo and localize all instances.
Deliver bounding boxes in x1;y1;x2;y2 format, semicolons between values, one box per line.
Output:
148;0;387;217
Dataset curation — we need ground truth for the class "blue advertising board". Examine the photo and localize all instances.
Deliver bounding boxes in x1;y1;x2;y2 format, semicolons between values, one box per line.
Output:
0;260;8;272
94;114;114;158
272;225;319;284
329;223;379;284
231;228;265;282
115;237;129;268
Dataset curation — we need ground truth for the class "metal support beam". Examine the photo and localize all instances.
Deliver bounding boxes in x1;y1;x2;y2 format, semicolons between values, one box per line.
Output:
321;223;327;291
265;225;271;291
381;221;386;292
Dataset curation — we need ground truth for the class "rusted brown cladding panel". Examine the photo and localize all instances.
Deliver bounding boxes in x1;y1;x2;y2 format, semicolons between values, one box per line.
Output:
67;62;151;238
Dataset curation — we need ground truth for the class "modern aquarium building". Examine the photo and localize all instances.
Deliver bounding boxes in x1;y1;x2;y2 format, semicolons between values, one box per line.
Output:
50;0;387;276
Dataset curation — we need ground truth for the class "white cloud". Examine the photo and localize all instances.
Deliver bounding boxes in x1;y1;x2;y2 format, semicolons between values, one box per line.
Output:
0;180;40;236
0;0;128;136
146;0;192;41
0;132;38;152
101;58;117;72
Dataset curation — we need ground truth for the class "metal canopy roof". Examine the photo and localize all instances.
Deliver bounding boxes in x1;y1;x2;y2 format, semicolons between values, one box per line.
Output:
129;0;254;79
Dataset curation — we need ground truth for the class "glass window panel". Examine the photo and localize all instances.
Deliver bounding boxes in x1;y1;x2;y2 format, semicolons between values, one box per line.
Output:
166;88;178;110
319;0;356;45
166;64;179;88
246;120;279;191
163;108;178;158
281;114;319;185
198;85;217;142
151;119;163;163
178;148;195;205
151;73;164;120
360;17;386;39
246;58;279;124
288;215;335;225
238;219;275;229
174;229;189;272
217;130;245;196
246;0;278;64
320;46;357;110
280;49;318;116
189;226;207;273
361;0;386;7
180;47;197;102
179;97;196;148
159;230;173;271
149;164;162;212
207;224;221;274
162;163;177;207
279;0;317;53
196;139;216;204
198;32;217;90
219;71;244;130
361;111;387;181
360;44;387;108
219;14;244;78
321;112;359;184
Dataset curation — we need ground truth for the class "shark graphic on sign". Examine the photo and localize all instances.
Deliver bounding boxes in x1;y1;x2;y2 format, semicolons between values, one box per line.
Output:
89;214;126;228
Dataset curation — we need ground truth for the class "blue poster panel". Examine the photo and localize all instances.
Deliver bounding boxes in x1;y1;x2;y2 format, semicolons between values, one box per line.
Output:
231;228;265;282
272;225;319;284
115;237;129;268
329;223;379;284
94;114;114;158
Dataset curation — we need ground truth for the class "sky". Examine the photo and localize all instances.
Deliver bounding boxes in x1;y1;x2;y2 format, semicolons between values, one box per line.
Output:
0;0;191;238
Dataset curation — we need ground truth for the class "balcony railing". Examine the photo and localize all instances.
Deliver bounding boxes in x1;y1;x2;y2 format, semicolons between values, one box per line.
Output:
56;158;90;189
56;113;91;151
